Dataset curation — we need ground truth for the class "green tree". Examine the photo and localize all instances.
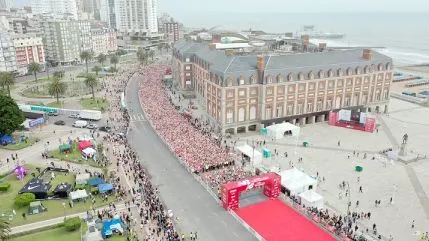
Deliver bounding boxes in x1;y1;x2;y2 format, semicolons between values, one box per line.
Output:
116;49;127;56
0;218;10;241
53;70;65;79
28;62;41;82
0;95;25;135
149;50;155;61
14;193;35;208
80;51;93;73
48;77;67;103
84;74;98;100
110;55;119;70
0;72;14;96
92;66;102;77
137;48;148;65
64;217;82;231
97;53;107;66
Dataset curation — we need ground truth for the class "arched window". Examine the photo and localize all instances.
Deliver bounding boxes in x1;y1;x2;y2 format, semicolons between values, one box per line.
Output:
328;69;334;78
378;64;384;71
239;75;246;85
276;74;284;83
250;75;257;84
318;70;325;78
298;72;304;81
266;75;273;84
287;73;294;81
308;71;314;80
364;66;370;74
337;68;343;77
249;106;256;120
386;62;392;70
356;67;362;75
347;67;353;76
227;77;234;87
238;108;245;122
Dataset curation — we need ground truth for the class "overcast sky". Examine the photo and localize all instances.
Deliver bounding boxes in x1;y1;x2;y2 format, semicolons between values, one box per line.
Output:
15;0;429;13
159;0;429;14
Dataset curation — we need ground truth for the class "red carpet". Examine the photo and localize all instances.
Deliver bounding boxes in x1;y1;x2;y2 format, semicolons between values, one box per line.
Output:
235;199;335;241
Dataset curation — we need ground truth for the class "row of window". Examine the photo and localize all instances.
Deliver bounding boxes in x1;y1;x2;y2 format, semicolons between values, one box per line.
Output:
223;91;389;124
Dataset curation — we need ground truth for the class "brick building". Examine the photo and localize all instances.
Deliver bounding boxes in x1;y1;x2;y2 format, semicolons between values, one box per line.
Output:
172;39;393;134
164;22;180;43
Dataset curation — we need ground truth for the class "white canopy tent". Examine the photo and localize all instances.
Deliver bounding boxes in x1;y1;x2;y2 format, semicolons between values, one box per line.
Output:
279;168;317;195
76;173;91;185
70;189;88;200
266;123;300;140
235;144;262;165
82;147;97;160
298;190;324;209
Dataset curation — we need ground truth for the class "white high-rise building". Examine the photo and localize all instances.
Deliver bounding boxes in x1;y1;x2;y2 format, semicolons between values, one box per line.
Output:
30;0;78;20
0;30;17;72
112;0;158;34
0;0;13;10
100;0;116;28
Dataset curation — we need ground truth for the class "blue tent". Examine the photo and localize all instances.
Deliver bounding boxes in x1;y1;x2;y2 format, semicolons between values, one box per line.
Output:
87;177;103;186
98;183;113;193
101;218;122;238
0;135;15;145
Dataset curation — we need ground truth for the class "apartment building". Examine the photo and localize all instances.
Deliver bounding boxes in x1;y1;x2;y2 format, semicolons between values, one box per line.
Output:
173;40;393;134
30;0;78;20
0;0;13;10
114;0;158;34
13;35;44;75
0;30;17;72
164;22;180;43
91;28;117;56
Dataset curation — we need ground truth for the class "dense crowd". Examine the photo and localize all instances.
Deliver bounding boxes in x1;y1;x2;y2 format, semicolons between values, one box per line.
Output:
104;66;180;241
138;65;230;172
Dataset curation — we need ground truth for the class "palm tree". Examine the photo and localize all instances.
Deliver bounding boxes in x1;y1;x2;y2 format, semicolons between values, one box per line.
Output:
92;66;102;77
149;50;155;61
28;62;41;82
110;55;119;70
136;48;146;65
80;51;93;73
97;53;107;66
157;44;163;53
0;72;15;96
0;218;10;241
84;74;98;100
48;77;67;103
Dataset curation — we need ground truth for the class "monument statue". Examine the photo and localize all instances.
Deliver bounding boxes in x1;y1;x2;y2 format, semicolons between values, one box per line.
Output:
402;133;408;144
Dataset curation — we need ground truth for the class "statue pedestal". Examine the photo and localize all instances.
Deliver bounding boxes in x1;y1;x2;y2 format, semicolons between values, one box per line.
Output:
399;143;407;156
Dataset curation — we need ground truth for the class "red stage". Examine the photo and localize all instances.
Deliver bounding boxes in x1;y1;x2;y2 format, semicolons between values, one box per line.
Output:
235;199;335;241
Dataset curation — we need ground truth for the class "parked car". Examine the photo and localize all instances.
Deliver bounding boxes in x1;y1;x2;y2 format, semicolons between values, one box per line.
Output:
68;113;80;119
47;111;59;116
54;120;65;125
72;120;88;128
99;126;112;132
87;124;98;129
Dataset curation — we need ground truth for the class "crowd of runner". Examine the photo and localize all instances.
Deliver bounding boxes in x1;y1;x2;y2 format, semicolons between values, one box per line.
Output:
137;64;253;193
104;66;180;241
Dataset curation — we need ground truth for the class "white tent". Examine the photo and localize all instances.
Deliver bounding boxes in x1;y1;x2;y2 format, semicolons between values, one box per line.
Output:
82;147;96;157
266;122;300;140
279;168;317;195
76;173;90;185
70;189;88;200
235;144;262;165
298;190;324;209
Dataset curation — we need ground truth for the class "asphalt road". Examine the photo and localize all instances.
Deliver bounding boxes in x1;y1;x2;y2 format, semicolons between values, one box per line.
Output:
125;74;257;241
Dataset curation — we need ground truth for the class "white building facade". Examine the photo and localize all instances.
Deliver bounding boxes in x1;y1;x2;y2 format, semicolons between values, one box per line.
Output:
0;30;17;72
0;0;13;10
91;28;117;56
30;0;78;20
41;20;79;64
114;0;158;34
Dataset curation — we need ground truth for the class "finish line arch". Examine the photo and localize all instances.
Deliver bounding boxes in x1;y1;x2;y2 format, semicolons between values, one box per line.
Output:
221;172;281;210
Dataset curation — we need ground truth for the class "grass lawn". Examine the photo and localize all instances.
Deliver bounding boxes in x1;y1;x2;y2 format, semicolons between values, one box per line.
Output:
0;137;38;150
49;142;102;168
9;221;87;241
80;97;109;112
0;164;115;226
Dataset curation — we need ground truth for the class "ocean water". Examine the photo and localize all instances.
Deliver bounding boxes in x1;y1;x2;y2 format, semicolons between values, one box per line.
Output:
178;12;429;66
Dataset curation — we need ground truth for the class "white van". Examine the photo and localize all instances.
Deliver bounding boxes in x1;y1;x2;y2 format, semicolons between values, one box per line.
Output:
72;120;88;128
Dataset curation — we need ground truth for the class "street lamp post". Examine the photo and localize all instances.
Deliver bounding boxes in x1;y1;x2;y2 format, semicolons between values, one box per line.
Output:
62;202;66;220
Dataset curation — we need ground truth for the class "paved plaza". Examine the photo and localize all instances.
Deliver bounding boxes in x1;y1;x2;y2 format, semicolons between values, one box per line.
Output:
232;97;429;241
